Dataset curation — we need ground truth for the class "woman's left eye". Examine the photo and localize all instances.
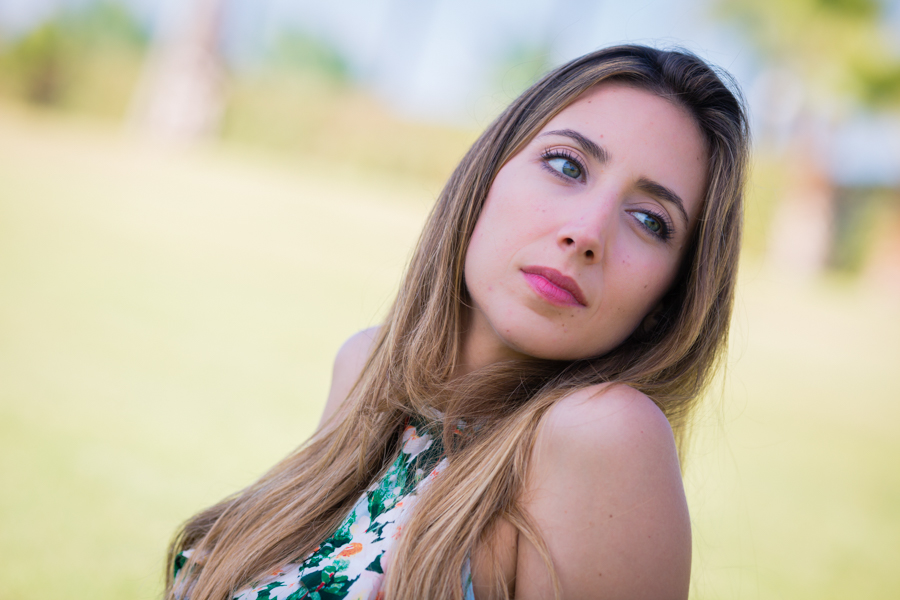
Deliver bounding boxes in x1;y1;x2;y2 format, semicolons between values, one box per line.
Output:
631;210;672;239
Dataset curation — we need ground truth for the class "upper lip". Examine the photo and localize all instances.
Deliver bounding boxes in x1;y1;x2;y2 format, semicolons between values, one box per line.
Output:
521;266;587;306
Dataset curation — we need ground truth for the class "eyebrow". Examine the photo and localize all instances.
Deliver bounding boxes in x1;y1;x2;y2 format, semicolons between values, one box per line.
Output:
540;128;690;227
636;178;690;226
539;129;610;164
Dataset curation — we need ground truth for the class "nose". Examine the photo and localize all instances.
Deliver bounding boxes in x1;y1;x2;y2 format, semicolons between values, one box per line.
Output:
557;200;615;263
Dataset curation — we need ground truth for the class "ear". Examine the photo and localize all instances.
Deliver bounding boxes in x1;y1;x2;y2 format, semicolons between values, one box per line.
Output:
637;302;664;337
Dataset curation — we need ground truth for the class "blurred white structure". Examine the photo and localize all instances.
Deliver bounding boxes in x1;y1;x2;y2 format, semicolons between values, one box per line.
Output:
128;0;226;142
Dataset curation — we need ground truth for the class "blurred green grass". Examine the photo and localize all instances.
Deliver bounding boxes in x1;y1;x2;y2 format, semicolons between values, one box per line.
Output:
1;107;898;600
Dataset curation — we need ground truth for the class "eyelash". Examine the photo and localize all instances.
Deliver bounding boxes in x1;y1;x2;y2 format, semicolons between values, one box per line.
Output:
629;208;675;241
540;149;586;181
540;148;676;242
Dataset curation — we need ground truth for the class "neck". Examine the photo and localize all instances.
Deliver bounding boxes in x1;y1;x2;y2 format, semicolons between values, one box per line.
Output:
452;307;529;379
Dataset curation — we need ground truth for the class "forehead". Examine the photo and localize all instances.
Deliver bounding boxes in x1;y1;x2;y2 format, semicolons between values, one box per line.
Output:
547;82;700;136
543;83;707;159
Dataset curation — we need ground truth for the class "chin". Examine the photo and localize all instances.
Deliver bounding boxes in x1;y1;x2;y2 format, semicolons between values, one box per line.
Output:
499;321;638;363
503;334;611;363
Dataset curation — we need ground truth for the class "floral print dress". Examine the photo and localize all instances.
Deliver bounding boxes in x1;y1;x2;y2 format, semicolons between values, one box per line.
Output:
174;419;476;600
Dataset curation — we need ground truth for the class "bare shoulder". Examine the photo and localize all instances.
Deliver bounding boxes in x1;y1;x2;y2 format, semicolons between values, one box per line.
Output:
317;326;381;429
515;383;691;600
539;383;679;463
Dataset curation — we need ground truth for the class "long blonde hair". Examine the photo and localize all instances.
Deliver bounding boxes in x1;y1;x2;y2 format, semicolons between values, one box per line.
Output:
166;45;750;600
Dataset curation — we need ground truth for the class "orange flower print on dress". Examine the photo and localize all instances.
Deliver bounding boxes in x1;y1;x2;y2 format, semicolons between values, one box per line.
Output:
337;542;363;557
391;525;403;540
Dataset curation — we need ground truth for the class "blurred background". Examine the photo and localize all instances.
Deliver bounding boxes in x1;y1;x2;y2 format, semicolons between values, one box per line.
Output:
0;0;898;598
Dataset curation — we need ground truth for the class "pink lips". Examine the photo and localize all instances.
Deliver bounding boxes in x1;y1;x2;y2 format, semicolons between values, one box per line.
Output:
521;266;587;307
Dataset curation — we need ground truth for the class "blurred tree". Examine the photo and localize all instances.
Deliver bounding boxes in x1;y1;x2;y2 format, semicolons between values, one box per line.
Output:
716;0;900;109
4;21;71;104
717;0;900;281
0;1;147;107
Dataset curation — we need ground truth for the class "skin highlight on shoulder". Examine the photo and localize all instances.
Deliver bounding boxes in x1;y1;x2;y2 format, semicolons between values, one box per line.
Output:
318;326;381;430
513;384;691;600
540;383;678;458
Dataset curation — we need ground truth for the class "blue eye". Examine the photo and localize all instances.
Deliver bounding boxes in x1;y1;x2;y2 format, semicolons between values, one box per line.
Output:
633;211;661;233
546;157;582;179
631;210;672;239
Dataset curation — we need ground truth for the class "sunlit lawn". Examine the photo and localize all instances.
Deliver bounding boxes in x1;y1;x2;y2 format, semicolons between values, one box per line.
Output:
1;108;898;600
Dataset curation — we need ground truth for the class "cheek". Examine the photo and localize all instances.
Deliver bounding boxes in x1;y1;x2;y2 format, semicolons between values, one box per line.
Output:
464;217;490;274
607;250;681;316
463;220;497;303
465;198;519;273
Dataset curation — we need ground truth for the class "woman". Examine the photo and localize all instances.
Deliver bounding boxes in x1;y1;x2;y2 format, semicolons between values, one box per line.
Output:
167;44;749;600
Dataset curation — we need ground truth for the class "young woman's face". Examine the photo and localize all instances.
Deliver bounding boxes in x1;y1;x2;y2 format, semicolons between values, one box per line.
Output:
462;83;708;365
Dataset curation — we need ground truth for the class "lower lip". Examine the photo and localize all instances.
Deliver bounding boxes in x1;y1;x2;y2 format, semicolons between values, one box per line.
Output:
522;272;583;308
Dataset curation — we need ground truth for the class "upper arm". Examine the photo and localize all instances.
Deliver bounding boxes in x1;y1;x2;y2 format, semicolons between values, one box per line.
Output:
515;384;691;600
317;326;381;430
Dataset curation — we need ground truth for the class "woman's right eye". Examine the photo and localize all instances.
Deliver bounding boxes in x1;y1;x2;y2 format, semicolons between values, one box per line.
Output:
547;157;582;179
541;149;585;181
